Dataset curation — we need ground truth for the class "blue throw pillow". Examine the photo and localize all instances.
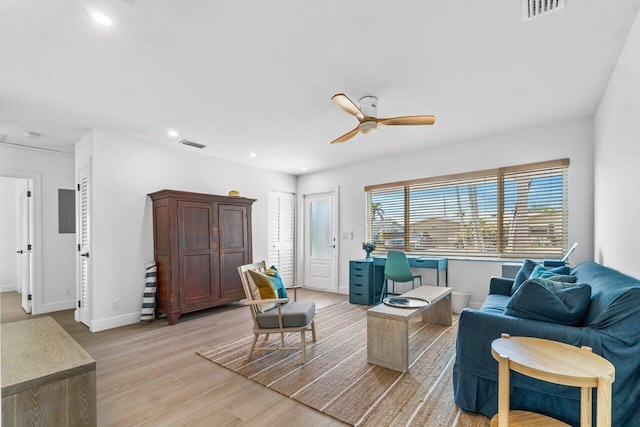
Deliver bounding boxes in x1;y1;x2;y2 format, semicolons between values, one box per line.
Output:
511;260;571;295
265;265;288;299
530;263;571;280
511;259;539;295
505;278;591;325
543;273;577;283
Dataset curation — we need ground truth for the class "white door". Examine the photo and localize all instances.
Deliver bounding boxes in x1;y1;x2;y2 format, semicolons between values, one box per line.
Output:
268;191;295;285
19;180;33;313
303;191;337;291
77;162;91;326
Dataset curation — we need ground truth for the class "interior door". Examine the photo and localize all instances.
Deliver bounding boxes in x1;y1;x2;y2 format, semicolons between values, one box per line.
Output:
77;162;91;326
20;180;33;313
303;191;337;291
268;191;295;285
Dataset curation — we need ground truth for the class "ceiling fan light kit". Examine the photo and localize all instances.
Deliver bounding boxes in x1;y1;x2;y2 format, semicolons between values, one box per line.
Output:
359;121;378;134
330;93;435;144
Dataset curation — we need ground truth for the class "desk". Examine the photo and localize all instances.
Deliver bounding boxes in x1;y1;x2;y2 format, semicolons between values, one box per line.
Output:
349;256;448;305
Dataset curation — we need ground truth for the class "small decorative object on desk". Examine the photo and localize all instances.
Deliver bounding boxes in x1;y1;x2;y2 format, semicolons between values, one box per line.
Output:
362;242;376;260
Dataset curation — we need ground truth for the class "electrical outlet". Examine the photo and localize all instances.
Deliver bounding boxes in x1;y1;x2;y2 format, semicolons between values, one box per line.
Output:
111;300;119;311
64;288;70;296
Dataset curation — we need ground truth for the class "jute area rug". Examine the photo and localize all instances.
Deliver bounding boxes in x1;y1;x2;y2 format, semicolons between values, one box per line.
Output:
197;301;490;427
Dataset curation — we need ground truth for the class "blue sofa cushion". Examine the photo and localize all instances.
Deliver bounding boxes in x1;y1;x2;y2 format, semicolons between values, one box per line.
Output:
530;264;575;282
479;294;510;314
505;278;591;325
511;259;538;294
511;260;570;295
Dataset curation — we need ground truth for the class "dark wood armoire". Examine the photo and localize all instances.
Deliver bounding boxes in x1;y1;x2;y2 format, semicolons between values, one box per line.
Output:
148;189;255;324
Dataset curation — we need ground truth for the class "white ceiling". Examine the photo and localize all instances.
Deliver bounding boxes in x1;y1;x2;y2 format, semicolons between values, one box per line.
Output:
1;0;639;175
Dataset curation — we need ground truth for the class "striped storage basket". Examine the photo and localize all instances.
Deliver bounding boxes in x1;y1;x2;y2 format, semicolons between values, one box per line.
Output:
141;262;157;322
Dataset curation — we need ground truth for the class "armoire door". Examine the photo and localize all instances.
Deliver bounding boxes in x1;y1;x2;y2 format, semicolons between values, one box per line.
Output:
218;204;250;300
177;201;220;306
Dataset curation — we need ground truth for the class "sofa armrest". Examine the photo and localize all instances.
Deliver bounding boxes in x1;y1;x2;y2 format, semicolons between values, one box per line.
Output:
456;309;602;382
489;277;514;296
454;309;603;422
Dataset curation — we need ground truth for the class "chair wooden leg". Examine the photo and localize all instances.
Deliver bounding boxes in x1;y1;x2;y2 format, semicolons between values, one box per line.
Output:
264;333;269;341
247;334;259;361
311;320;317;342
300;330;307;364
280;333;285;347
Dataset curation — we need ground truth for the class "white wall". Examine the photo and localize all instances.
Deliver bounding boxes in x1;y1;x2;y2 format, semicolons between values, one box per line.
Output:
75;129;297;331
0;177;18;292
594;10;640;279
0;145;76;312
297;118;594;308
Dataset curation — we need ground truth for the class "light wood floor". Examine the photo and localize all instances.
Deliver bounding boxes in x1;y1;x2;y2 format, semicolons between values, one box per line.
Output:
1;290;349;426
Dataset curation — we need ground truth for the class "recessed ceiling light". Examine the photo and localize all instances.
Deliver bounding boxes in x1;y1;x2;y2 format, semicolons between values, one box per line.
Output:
166;129;179;138
87;8;113;26
24;131;40;139
249;152;257;158
301;166;308;171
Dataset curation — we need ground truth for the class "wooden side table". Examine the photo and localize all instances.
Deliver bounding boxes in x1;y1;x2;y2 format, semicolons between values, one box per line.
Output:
490;334;615;427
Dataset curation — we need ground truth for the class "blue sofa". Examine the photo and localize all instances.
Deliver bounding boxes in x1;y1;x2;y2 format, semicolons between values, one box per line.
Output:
453;261;640;426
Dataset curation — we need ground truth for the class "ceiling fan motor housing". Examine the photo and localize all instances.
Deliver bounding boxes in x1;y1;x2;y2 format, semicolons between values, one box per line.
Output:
359;96;378;116
359;96;378;134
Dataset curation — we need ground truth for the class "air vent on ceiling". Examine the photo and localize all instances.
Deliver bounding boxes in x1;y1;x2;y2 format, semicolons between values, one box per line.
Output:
522;0;565;22
179;139;206;149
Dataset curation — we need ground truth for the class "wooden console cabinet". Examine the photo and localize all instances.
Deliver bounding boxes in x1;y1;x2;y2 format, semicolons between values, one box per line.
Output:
148;189;255;324
1;317;96;426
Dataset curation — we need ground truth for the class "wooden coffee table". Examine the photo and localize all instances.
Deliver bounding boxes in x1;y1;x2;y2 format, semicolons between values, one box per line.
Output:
367;285;452;372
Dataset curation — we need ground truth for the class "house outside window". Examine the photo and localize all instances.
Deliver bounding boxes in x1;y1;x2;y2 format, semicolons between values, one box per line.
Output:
365;159;569;259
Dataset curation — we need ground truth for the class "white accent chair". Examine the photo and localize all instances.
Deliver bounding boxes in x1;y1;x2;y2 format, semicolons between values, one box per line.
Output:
237;261;316;363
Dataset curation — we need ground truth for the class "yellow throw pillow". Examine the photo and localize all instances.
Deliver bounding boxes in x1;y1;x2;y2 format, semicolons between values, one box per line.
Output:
248;269;278;300
246;270;276;312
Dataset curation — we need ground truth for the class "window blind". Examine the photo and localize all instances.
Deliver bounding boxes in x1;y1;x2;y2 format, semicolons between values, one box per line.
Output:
365;159;569;259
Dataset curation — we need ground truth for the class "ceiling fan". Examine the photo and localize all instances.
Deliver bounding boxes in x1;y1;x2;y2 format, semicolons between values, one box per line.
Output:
330;93;435;144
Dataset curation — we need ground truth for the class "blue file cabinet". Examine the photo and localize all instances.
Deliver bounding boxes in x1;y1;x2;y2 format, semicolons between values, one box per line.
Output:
349;260;376;305
349;256;449;306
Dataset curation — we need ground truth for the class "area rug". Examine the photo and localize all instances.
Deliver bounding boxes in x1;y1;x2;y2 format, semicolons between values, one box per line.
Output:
197;301;490;427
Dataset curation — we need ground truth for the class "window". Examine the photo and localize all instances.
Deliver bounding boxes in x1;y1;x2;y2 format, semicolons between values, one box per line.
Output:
365;159;569;259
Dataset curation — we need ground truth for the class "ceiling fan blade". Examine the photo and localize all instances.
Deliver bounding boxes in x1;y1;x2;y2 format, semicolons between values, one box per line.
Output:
377;115;435;126
331;93;365;121
330;126;360;144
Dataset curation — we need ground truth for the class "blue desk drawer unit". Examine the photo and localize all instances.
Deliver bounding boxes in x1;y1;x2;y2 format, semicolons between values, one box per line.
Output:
349;260;374;305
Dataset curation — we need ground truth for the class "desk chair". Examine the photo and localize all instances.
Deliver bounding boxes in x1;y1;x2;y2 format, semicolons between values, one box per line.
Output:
381;251;423;303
